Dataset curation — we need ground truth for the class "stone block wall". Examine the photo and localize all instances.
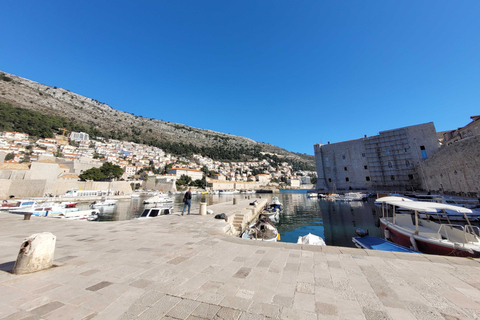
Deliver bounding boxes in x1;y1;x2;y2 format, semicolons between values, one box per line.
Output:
417;135;480;197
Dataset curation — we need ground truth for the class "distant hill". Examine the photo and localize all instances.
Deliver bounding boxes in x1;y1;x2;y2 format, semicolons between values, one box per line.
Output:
0;70;315;170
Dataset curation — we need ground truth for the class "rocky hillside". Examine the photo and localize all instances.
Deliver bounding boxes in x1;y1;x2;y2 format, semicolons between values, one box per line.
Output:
0;70;315;168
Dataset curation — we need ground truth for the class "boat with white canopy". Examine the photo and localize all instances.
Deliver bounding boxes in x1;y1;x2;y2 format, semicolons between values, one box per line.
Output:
376;196;480;258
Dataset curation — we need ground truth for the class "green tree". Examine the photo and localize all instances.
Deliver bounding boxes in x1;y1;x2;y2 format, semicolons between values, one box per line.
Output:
79;162;124;181
176;174;192;187
192;176;206;189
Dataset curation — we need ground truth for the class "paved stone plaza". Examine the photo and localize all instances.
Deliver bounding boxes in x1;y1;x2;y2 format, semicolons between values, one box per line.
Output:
1;199;480;320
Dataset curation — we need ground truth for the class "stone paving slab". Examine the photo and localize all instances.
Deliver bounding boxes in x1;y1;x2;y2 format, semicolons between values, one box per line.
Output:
0;198;480;320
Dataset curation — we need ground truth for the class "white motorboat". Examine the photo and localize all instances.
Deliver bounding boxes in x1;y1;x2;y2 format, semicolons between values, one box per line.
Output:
297;233;326;246
143;193;173;204
376;196;480;258
48;209;100;221
1;199;37;211
268;196;282;211
9;202;79;217
90;199;118;208
136;206;172;219
218;190;235;195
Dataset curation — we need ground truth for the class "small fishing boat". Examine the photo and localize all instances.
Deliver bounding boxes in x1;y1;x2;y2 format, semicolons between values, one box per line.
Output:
352;228;419;253
242;214;279;242
352;235;420;253
268;196;283;211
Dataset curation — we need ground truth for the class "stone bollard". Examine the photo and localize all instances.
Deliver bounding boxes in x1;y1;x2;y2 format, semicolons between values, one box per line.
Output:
199;202;207;215
13;232;56;275
233;198;237;205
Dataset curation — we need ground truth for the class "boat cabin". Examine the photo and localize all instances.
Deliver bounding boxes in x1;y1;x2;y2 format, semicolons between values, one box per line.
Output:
138;207;172;218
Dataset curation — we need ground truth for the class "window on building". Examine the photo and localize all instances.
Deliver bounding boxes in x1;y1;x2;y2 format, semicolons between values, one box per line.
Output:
344;167;348;171
325;157;329;162
342;155;346;160
364;165;368;170
475;127;479;135
345;177;349;182
388;162;393;168
420;146;427;159
403;148;407;153
386;150;390;155
362;153;365;157
468;130;473;137
408;174;414;180
328;178;332;182
405;160;410;167
391;175;395;180
366;176;370;181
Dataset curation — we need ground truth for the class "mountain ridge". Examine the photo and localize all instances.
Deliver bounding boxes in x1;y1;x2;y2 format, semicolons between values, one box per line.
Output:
0;70;315;169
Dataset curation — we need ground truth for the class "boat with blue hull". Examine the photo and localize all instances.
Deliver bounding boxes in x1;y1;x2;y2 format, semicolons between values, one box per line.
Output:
353;235;420;253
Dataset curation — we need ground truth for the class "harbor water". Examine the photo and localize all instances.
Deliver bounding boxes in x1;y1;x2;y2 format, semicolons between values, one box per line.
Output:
79;190;383;248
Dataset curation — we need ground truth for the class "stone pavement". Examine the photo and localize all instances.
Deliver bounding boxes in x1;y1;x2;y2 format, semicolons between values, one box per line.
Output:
1;199;480;320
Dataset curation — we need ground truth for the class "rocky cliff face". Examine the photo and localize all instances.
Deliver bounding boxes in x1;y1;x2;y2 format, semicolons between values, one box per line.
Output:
0;70;314;165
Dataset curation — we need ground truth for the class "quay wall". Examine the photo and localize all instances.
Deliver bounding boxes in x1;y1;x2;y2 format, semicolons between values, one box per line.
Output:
0;179;133;199
417;135;480;197
144;179;176;193
0;179;47;198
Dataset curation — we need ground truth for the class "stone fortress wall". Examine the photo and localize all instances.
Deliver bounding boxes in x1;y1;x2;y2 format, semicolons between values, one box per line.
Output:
417;135;480;196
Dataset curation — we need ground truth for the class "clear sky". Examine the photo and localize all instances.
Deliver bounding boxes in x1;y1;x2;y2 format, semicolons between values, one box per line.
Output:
1;1;479;155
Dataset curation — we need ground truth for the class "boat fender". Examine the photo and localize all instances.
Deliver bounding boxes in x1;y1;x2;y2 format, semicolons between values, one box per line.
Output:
384;228;390;240
410;236;419;252
355;228;368;237
277;233;281;241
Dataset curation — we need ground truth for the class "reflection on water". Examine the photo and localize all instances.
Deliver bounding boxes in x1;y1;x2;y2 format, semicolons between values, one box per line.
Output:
276;191;382;247
79;191;382;248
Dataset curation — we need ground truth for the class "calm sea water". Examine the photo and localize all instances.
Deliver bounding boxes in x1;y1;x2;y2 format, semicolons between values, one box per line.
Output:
79;191;383;248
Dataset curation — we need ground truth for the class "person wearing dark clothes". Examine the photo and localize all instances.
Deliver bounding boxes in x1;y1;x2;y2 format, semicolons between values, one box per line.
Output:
181;188;192;215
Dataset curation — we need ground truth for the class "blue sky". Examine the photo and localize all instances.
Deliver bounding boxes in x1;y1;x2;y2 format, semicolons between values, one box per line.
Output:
2;1;479;155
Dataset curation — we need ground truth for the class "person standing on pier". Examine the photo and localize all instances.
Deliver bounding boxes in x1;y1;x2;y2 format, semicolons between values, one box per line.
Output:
181;188;192;215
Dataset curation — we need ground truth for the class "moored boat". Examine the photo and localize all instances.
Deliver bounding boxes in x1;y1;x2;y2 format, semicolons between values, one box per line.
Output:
352;235;420;253
136;206;172;219
376;196;480;258
143;193;173;204
268;196;283;211
90;199;118;208
49;209;100;221
1;199;37;211
9;202;79;217
242;214;279;241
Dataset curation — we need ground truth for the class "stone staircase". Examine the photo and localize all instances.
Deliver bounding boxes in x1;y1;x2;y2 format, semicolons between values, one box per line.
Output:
225;199;268;237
